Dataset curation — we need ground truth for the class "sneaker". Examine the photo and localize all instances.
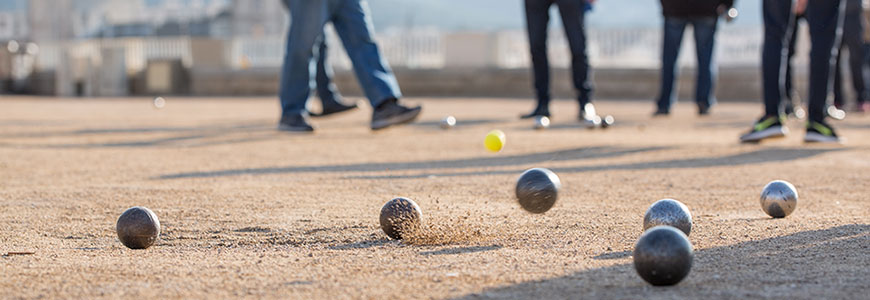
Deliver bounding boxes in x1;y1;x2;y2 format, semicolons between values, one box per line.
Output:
652;108;669;117
520;106;550;119
278;113;315;132
804;121;841;143
698;105;711;116
310;101;358;118
739;116;788;143
371;98;422;130
858;102;870;113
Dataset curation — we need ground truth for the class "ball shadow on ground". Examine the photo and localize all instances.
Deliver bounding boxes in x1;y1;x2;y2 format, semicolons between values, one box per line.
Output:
454;224;869;299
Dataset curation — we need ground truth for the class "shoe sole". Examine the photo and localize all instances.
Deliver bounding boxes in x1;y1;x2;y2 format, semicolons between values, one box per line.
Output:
277;125;315;132
804;132;842;144
740;126;788;143
371;107;422;130
310;103;359;118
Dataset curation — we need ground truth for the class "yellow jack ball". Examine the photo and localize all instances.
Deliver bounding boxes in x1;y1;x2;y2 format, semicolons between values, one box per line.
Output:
484;130;506;152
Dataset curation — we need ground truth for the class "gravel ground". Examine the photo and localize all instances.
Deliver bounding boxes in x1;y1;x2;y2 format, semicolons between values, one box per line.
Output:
0;97;868;299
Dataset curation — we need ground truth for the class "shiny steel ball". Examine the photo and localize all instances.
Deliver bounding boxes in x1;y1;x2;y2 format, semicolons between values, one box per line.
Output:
116;206;161;249
585;115;601;129
760;180;798;218
600;115;614;129
515;168;561;214
440;116;456;129
379;197;422;240
643;199;692;236
534;116;550;130
633;226;694;286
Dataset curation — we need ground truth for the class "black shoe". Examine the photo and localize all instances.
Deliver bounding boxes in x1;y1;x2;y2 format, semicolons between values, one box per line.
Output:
278;113;315;132
698;105;711;116
371;98;422;130
521;106;550;119
652;109;669;117
739;115;787;143
804;120;842;143
310;101;358;118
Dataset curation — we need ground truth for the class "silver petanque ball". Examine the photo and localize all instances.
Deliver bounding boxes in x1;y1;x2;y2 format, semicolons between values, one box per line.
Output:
633;226;694;286
585;115;601;129
760;180;798;218
643;199;692;236
440;116;456;129
116;206;161;249
515;168;561;214
534;116;550;130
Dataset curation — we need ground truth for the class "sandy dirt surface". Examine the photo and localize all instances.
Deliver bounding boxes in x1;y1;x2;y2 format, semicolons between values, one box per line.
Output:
0;97;868;299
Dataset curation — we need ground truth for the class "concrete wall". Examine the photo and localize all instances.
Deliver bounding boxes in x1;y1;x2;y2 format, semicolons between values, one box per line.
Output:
185;66;807;102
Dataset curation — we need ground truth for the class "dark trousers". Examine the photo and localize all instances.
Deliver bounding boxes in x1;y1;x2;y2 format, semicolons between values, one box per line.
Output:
762;0;845;123
655;17;719;112
833;0;868;106
525;0;593;108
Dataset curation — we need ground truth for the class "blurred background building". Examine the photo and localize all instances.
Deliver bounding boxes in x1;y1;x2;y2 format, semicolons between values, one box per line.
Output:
0;0;829;101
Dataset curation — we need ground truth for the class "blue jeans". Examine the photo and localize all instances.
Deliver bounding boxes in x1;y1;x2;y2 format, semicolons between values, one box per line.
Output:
525;0;593;108
279;0;401;117
655;17;718;112
762;0;845;122
314;37;345;108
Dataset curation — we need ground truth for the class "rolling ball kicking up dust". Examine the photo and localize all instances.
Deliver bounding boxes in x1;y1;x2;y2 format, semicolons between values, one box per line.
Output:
760;180;798;218
515;168;561;214
116;206;161;249
643;198;692;236
379;197;422;240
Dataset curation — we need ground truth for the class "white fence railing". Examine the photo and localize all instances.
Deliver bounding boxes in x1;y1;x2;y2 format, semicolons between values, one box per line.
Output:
33;27;770;74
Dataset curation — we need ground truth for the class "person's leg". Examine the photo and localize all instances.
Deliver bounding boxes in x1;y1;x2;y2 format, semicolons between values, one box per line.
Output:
785;15;803;116
655;18;688;114
522;0;553;118
331;0;420;130
833;43;845;108
312;33;357;117
555;0;593;108
804;0;846;142
843;1;867;107
761;0;795;118
278;0;330;130
741;0;795;142
692;17;719;114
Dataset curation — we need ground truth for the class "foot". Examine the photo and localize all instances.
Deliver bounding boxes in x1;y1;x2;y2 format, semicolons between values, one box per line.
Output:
804;121;842;143
857;102;870;113
521;106;550;119
698;105;711;116
278;113;315;132
579;103;598;121
652;109;669;117
310;101;358;118
739;116;788;143
371;98;422;130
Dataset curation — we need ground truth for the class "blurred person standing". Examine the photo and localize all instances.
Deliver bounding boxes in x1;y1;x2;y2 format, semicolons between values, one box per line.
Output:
741;0;846;143
280;1;358;118
831;0;869;113
653;0;735;116
521;0;599;122
278;0;421;132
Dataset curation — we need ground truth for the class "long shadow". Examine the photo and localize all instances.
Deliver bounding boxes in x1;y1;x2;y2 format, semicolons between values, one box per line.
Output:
419;245;502;256
347;147;841;180
0;122;271;139
454;224;869;299
156;146;666;179
411;118;503;128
